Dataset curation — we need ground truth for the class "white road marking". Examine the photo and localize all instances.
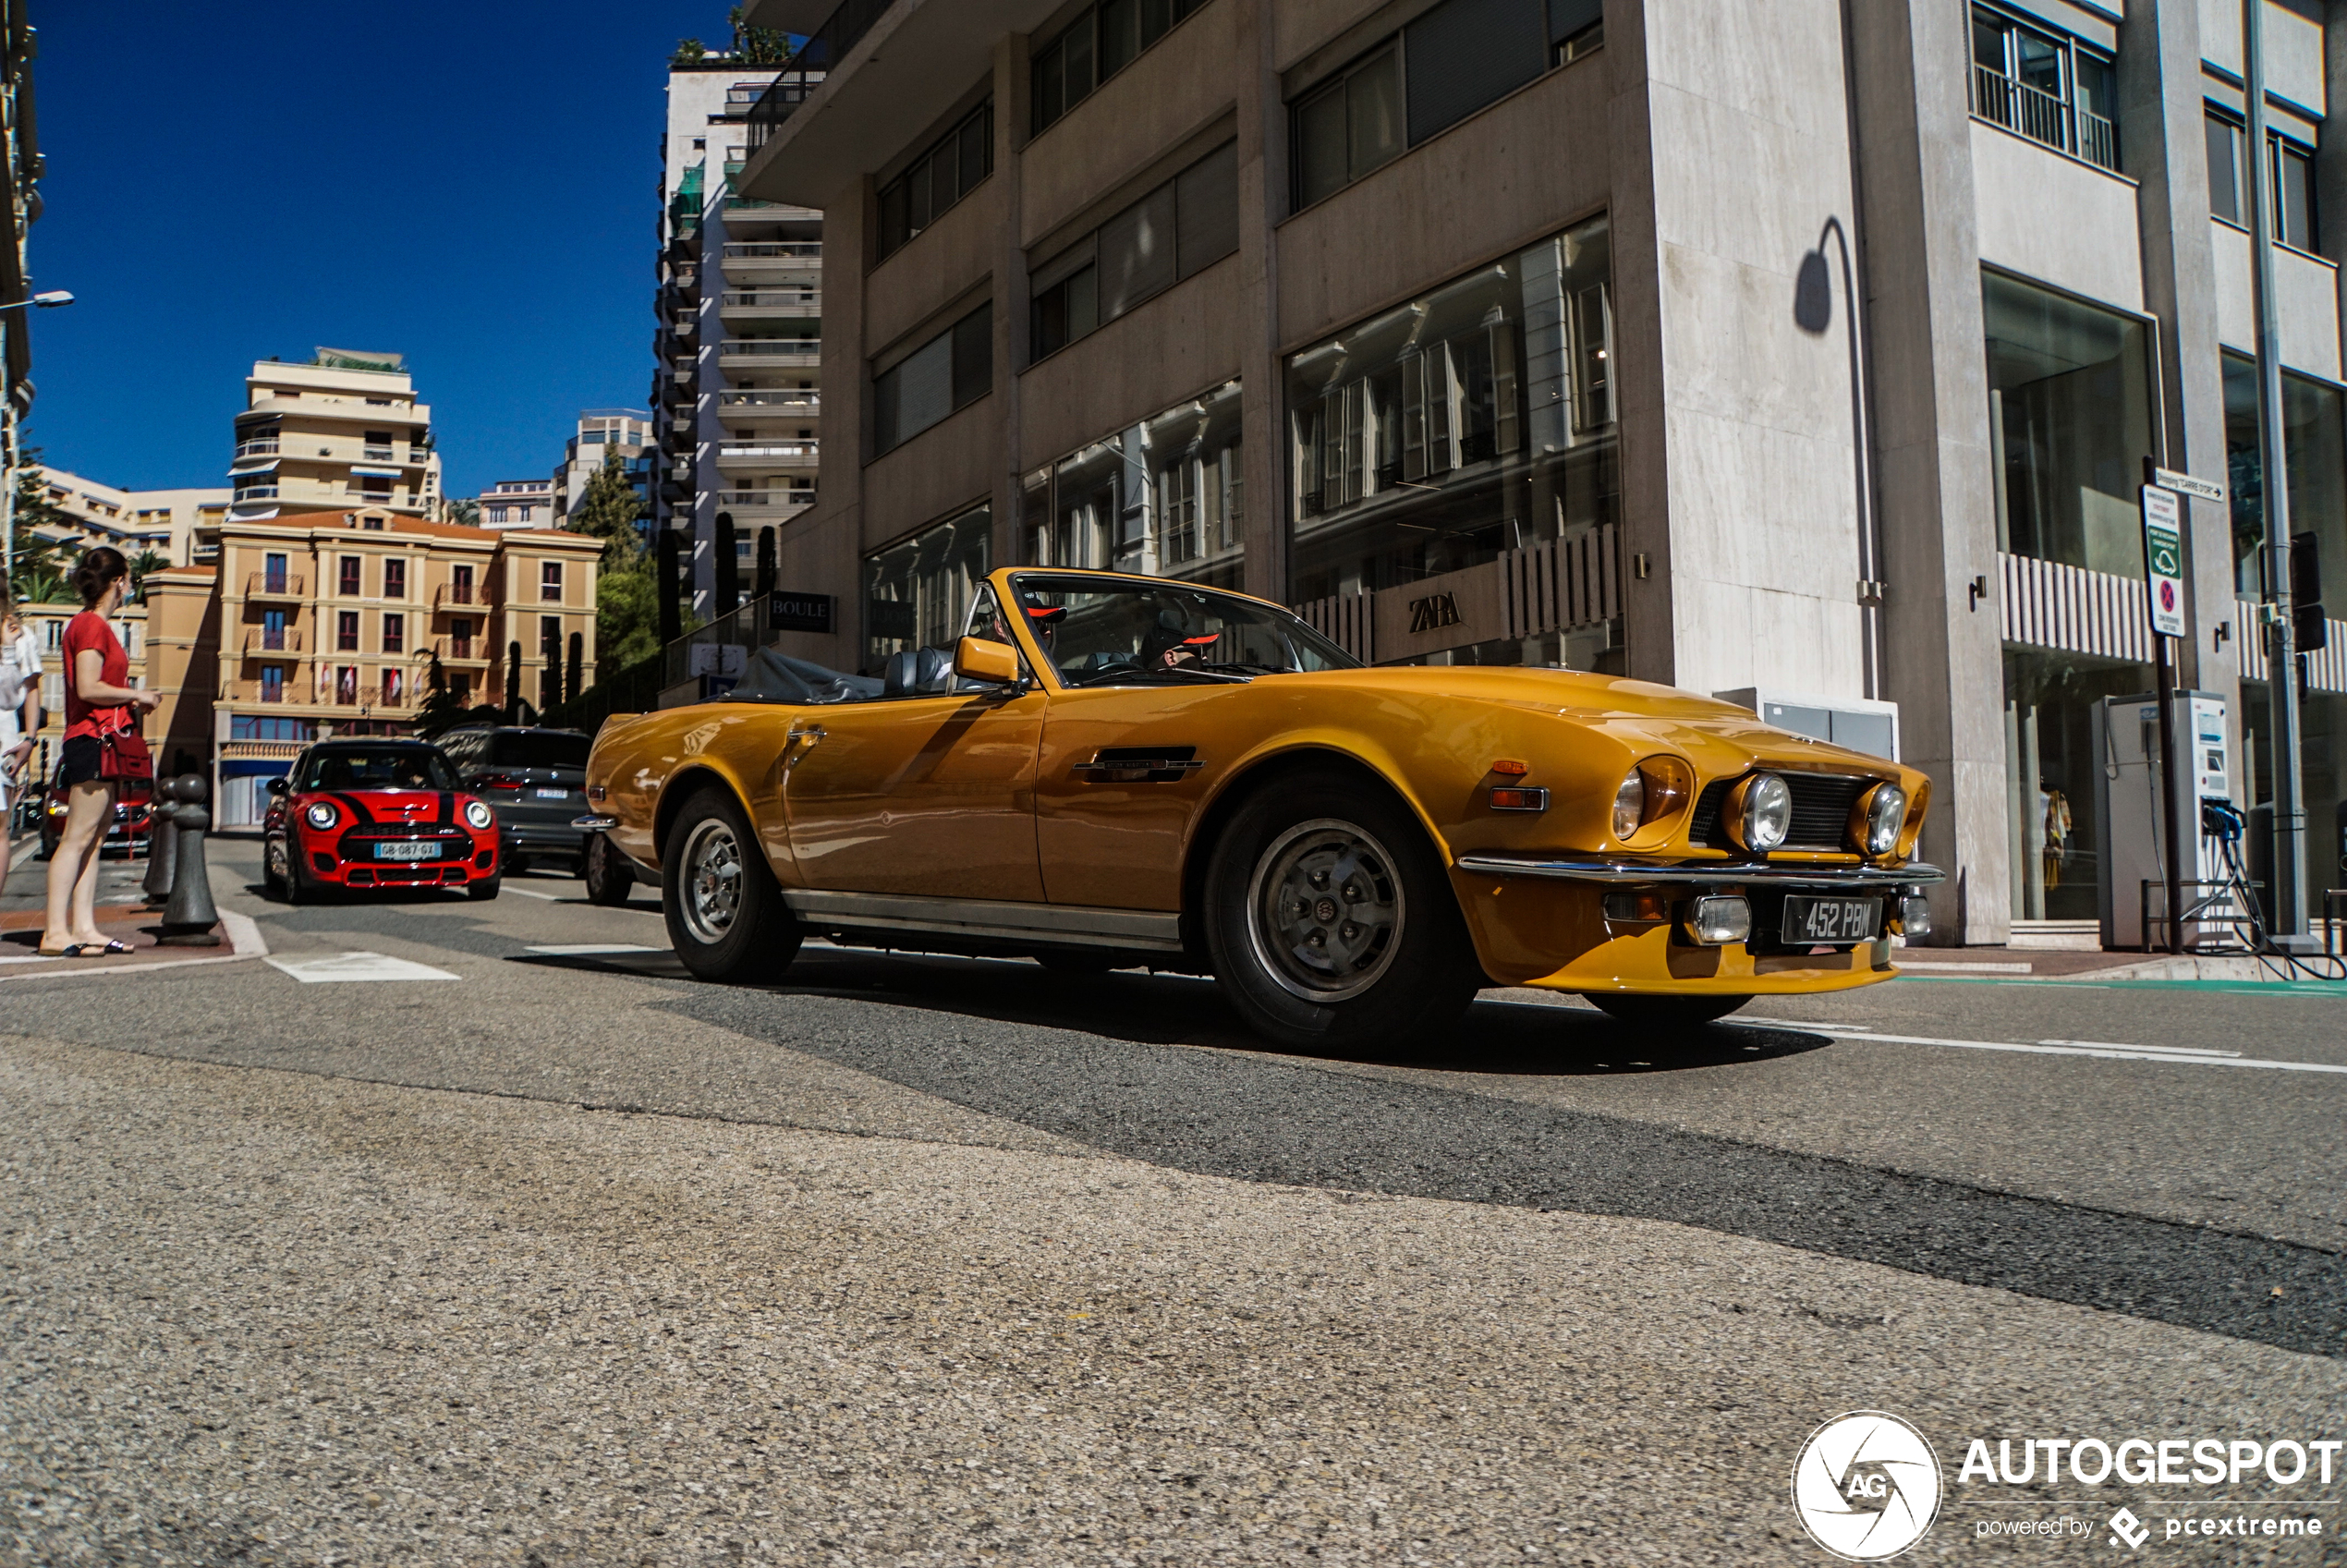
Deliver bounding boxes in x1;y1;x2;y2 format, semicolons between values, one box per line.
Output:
1731;1021;2341;1074
524;943;659;955
505;887;565;901
218;909;267;957
265;952;460;983
1891;960;2035;973
2037;1038;2241;1058
0;954;64;965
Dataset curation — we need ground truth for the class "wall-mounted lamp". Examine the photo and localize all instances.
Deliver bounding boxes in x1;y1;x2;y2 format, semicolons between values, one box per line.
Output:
1632;553;1651;580
1966;574;1989;612
2214;620;2232;651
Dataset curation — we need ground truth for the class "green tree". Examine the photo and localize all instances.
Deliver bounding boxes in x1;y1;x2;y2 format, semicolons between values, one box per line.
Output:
444;497;480;528
728;6;795;64
127;548;168;604
569;452;662;668
8;451;79;604
671;37;707;65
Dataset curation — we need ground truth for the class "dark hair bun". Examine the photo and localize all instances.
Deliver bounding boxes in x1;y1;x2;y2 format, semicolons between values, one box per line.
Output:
75;546;130;609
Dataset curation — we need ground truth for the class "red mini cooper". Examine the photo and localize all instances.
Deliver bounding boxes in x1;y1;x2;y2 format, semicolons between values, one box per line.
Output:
262;739;502;903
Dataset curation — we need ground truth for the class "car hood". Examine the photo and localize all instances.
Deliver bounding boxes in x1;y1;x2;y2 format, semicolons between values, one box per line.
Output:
306;788;470;824
1292;666;1900;775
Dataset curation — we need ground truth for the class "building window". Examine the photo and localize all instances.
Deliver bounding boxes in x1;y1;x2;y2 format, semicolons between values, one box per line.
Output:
540;562;564;602
451;617;474;659
336;666;359;706
337;611;360;651
1024;379;1244;589
1285;214;1618;608
488;505;510;524
2275;136;2317;251
261;665;284;703
261;608;286;650
2222;352;2345;603
877;100;994;261
264;552;288;593
1032;141;1237;360
383;558;407;600
2202;110;2310;248
1983;270;2154;577
864;505;991;674
451;565;474;604
873;306;992;456
452;673;471;704
339;555;361;596
1289;0;1599;212
1968;5;2118;173
2207;111;2245;225
383;668;405;706
383;613;405;655
1032;0;1210;135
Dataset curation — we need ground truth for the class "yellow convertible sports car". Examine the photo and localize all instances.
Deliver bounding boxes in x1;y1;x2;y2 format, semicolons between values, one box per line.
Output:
577;567;1940;1047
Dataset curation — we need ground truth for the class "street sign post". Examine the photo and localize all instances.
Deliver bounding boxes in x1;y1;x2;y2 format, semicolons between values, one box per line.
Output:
2141;483;2187;638
2150;467;2226;504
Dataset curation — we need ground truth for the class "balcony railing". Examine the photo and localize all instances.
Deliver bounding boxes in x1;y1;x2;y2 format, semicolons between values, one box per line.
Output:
248;572;305;598
233;486;280;503
719;443;819;460
724;241;821;259
718;390;821;408
1970;65;2118;173
748;0;884;150
244;628;304;655
720;338;821;358
233;438;280;459
434;583;477;609
722;290;821;310
713;490;816;509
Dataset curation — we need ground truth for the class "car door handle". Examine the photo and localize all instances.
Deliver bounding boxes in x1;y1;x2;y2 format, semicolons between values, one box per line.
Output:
788;725;826;746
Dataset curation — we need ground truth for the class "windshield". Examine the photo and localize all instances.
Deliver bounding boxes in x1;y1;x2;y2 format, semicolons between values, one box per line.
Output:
299;747;460;792
485;732;591;770
1010;575;1359;687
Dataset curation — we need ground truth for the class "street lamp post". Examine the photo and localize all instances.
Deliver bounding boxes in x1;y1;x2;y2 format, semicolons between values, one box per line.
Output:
0;290;76;592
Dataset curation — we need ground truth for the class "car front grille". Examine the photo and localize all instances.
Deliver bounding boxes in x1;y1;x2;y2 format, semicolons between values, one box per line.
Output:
1686;772;1874;852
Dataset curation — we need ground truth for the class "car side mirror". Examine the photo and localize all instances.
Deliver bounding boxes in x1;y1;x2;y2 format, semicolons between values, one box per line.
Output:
954;636;1021;687
265;776;289;796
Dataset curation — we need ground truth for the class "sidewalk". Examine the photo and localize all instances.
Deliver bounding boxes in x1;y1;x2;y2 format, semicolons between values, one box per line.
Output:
0;834;260;978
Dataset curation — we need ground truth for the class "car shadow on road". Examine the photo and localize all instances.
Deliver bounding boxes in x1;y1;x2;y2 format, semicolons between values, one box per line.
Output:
506;944;1836;1077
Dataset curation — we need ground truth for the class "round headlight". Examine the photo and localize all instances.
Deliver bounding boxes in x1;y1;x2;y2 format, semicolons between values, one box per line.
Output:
1863;783;1907;856
304;801;338;831
464;799;494;831
1611;769;1646;840
1739;773;1792;853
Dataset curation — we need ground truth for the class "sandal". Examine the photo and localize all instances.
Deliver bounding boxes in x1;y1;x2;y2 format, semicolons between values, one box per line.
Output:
35;943;88;958
97;939;133;955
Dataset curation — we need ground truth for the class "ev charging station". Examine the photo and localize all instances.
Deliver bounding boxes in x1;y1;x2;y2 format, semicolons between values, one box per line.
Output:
2094;689;2234;949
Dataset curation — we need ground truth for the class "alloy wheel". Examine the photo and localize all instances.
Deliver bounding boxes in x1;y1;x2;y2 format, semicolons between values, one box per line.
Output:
679;818;745;945
1246;818;1406;1003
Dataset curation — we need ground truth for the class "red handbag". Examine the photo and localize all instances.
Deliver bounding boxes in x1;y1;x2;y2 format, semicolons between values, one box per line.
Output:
95;706;153;784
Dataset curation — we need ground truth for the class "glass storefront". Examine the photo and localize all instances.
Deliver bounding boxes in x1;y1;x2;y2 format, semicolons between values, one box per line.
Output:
2003;646;2155;921
2222;354;2347;602
863;504;991;675
1283;214;1618;605
1023;379;1243;589
1983;271;2155;576
2241;682;2347;918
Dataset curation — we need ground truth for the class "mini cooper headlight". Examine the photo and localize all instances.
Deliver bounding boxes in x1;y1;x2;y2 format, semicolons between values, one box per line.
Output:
304;801;338;831
1735;772;1792;853
1611;770;1646;840
464;799;495;831
1862;783;1908;856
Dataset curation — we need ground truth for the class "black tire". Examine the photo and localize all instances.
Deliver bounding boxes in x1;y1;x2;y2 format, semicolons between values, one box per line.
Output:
1587;992;1752;1028
466;874;503;902
662;786;802;982
262;834;290;902
1036;949;1119;976
583;833;634;906
1203;770;1478;1051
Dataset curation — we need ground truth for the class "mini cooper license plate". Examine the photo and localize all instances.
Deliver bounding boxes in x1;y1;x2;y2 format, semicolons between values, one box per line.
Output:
1781;895;1880;945
534;787;568;799
375;841;441;861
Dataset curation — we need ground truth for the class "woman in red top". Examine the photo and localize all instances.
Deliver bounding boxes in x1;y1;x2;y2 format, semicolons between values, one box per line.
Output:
40;548;159;956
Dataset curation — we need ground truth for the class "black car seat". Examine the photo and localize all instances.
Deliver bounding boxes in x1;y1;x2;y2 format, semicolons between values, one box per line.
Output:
882;646;952;698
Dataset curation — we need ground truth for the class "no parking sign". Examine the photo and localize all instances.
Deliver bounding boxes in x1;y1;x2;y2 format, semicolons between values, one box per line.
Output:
2139;483;2186;638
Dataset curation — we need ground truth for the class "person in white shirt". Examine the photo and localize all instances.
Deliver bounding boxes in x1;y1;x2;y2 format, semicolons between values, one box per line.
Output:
0;590;43;888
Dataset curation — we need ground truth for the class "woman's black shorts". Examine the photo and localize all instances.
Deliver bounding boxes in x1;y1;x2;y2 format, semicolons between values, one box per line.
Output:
59;735;103;787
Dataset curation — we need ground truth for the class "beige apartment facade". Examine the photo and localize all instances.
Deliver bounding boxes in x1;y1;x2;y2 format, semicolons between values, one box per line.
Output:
26;467;229;566
145;507;602;824
228;351;444;525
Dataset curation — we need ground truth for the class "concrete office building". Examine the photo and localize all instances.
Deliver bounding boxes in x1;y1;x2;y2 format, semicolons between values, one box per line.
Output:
229;350;444;524
553;407;654;528
652;56;824;615
477;479;557;530
736;0;2347;946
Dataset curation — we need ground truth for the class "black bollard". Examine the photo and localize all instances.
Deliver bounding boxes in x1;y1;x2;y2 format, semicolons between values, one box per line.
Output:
142;775;180;905
156;773;222;946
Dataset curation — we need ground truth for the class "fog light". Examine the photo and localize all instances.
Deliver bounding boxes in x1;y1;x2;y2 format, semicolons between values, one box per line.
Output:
1687;895;1751;945
1602;892;1671;924
1899;893;1932;937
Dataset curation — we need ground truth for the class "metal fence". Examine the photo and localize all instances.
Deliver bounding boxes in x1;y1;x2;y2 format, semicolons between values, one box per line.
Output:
745;0;889;150
1970;64;2118;173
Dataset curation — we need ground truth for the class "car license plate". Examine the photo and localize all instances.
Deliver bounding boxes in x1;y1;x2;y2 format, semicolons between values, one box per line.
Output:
1781;895;1880;945
375;841;440;861
534;787;568;799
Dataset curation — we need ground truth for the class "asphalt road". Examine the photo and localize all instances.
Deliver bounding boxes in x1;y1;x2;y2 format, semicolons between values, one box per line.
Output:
1;835;2342;1565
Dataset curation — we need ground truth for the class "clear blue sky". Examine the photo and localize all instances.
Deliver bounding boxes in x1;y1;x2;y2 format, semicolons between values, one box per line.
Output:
25;2;748;501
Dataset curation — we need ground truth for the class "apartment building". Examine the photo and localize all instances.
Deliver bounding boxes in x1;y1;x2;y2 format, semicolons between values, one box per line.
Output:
733;0;2347;947
553;407;654;527
478;479;557;530
653;55;824;614
26;467;230;565
227;351;444;523
142;507;603;823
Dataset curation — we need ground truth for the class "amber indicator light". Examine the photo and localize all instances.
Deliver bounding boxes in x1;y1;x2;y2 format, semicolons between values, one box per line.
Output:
1489;786;1548;812
1490;759;1530;776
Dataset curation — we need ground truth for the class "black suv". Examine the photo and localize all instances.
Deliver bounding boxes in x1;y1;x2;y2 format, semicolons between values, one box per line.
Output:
434;725;592;872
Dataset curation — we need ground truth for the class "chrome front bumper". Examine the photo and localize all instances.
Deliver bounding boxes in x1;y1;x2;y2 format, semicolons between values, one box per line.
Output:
572;813;620;833
1454;854;1944;889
